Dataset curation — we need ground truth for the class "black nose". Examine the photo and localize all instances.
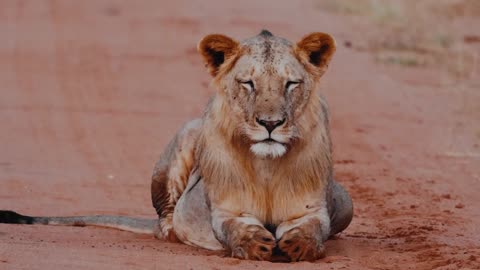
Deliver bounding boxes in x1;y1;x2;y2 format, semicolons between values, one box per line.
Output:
256;118;286;133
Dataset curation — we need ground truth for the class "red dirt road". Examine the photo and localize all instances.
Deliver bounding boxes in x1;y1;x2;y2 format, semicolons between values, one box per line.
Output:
1;1;479;269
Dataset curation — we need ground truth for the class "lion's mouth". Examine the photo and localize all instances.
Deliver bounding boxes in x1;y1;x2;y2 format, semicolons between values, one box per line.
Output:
259;138;284;144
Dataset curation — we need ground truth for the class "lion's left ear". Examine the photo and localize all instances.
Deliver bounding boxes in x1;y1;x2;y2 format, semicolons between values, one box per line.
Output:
295;32;336;77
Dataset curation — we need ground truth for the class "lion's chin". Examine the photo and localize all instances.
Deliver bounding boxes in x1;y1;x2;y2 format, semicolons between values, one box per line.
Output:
250;141;287;158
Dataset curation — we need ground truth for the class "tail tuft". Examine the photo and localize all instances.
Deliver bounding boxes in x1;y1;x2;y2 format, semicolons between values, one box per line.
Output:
0;210;35;224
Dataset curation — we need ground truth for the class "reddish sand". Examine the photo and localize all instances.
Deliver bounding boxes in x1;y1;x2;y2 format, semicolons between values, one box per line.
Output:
1;1;479;269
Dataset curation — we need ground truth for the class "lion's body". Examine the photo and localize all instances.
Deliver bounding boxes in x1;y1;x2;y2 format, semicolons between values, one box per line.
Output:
151;30;353;261
0;30;353;262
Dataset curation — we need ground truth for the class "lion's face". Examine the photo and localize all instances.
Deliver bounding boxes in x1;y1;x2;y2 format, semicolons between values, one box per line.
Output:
220;35;314;158
198;30;335;158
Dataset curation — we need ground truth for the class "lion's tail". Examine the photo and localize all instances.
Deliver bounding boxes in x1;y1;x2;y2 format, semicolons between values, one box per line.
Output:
0;210;157;234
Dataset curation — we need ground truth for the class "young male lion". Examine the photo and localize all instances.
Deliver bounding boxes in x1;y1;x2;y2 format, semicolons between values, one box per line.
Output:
1;30;353;262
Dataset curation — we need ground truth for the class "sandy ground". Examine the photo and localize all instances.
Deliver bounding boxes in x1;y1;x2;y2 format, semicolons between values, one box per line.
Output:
1;1;479;269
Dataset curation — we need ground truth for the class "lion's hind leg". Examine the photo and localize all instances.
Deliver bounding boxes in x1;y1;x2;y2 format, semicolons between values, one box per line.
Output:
151;119;202;241
172;170;223;250
329;180;353;237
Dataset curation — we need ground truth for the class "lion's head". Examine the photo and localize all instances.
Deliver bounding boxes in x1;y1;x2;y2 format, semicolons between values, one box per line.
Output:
198;30;335;158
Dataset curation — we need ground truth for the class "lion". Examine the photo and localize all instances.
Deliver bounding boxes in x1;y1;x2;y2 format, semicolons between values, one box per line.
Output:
0;30;353;262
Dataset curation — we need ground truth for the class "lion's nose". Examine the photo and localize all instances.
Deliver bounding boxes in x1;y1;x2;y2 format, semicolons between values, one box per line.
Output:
256;118;286;133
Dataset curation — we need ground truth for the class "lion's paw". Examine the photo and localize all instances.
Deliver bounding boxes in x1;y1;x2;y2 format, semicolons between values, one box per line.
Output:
229;225;276;261
278;227;325;262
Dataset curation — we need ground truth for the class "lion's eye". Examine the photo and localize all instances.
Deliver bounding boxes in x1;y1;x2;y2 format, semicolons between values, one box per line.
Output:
240;80;255;92
286;81;300;93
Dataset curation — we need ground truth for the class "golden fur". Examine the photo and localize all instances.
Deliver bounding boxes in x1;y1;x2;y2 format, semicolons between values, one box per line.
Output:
151;30;351;262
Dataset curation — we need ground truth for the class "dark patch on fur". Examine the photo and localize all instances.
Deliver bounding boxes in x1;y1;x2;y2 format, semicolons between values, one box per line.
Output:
264;223;277;235
151;170;173;219
206;48;225;68
263;39;273;63
0;210;35;224
73;221;86;227
259;245;269;252
309;44;330;66
259;29;273;37
272;245;288;260
186;175;202;194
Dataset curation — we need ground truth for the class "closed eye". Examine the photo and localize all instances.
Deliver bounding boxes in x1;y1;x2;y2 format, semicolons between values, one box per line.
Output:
286;81;300;93
240;80;255;92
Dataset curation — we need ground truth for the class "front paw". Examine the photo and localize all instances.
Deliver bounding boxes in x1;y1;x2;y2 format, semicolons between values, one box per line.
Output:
229;225;276;261
278;227;325;262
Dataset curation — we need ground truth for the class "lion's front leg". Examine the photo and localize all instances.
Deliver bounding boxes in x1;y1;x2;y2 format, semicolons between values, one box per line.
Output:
212;211;276;260
276;208;330;262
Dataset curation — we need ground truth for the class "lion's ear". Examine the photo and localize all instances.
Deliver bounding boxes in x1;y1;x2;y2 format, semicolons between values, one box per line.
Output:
295;32;336;77
198;34;239;76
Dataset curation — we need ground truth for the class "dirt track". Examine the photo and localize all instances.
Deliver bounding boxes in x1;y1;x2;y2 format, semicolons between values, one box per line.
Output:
1;1;479;269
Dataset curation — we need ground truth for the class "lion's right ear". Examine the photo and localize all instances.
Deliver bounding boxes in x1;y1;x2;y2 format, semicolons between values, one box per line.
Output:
198;34;239;76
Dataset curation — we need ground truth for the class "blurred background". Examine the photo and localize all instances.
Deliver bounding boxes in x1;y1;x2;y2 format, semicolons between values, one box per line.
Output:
0;1;479;269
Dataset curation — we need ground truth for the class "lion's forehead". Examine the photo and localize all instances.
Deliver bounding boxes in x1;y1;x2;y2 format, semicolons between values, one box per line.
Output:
235;51;304;79
237;35;302;73
242;39;290;58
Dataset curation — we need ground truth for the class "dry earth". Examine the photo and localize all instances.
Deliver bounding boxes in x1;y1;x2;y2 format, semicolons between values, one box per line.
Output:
0;1;479;269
